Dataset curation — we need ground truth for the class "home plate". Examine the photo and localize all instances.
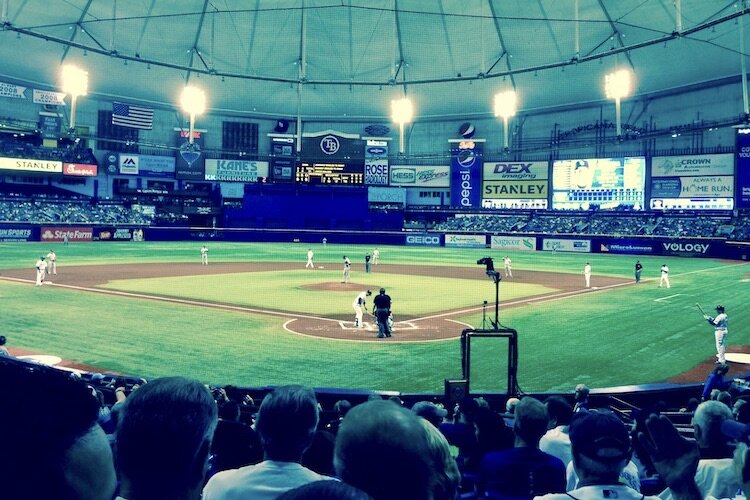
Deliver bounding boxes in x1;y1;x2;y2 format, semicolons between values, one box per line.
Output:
725;353;750;365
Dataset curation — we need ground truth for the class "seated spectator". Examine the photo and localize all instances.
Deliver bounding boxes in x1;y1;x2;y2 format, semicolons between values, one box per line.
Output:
334;399;434;500
203;385;331;499
325;399;352;435
301;428;336;476
536;410;660;500
464;406;514;473
411;400;448;428
418;418;460;500
539;395;574;467
701;364;731;401
210;400;263;475
277;480;372;500
115;376;218;500
0;358;117;500
439;397;480;469
478;397;566;498
573;384;590;412
503;396;521;427
0;335;10;356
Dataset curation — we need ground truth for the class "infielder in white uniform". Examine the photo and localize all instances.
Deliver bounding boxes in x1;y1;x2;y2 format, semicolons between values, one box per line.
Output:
372;248;380;265
200;245;209;265
503;256;513;278
46;249;57;275
659;264;670;288
704;305;729;365
583;262;592;288
306;248;314;269
352;290;372;328
342;256;351;283
35;256;47;286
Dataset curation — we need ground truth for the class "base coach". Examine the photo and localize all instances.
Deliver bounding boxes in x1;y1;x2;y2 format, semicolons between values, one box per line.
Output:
373;288;392;338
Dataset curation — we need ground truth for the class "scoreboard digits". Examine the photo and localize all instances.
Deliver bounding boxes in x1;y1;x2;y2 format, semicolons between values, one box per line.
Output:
295;162;364;184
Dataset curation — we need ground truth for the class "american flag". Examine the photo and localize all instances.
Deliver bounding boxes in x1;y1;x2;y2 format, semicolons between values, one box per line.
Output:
112;102;154;130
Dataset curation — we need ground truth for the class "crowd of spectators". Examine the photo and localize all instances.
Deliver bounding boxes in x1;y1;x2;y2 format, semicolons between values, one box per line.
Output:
0;199;153;225
0;134;98;165
427;211;750;241
4;354;750;500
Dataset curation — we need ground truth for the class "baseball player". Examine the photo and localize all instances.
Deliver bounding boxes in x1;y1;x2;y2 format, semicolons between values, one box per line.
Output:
352;290;372;328
503;256;513;278
35;255;47;286
634;260;643;283
704;305;728;365
200;245;209;265
306;248;314;269
46;249;57;275
583;262;592;288
659;264;670;288
372;248;380;265
342;256;351;283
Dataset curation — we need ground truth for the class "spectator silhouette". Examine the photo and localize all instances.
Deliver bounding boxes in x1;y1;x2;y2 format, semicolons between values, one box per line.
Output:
277;480;372;499
0;358;117;500
210;400;263;476
539;395;574;468
334;399;434;500
203;385;330;499
115;376;218;500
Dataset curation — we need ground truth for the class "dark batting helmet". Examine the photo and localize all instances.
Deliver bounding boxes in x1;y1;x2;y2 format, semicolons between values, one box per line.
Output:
715;305;725;313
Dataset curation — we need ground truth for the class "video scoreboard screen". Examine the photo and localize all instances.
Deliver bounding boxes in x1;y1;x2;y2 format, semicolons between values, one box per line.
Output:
552;157;645;209
295;162;364;184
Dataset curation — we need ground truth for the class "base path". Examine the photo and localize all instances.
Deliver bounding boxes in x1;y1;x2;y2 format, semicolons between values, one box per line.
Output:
0;262;627;342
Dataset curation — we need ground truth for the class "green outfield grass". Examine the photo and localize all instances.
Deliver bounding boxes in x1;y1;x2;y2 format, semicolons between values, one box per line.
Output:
1;241;748;393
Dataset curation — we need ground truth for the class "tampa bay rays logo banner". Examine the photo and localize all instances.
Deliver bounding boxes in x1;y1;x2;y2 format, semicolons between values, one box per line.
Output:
450;140;483;208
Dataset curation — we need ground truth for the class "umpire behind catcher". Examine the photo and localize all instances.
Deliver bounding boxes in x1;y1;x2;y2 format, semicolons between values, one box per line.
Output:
373;288;392;338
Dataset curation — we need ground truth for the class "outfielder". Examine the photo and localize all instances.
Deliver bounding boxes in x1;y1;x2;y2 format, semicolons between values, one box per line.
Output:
503;256;513;278
704;305;728;365
35;255;47;286
352;290;372;328
200;245;209;265
659;264;670;288
306;248;314;269
342;256;351;283
46;249;57;275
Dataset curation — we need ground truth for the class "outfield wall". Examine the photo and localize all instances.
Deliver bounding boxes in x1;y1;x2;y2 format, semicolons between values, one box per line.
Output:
4;222;748;260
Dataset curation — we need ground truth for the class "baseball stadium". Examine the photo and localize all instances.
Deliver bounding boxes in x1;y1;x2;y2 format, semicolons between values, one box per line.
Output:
2;2;750;498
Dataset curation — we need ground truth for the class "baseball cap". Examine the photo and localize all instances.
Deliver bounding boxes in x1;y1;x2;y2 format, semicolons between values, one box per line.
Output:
412;401;448;421
722;419;750;443
569;410;631;461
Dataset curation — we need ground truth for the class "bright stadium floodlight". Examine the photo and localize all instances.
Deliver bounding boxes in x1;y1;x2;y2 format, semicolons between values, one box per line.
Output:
180;86;206;144
391;97;414;154
493;90;517;150
604;69;632;137
61;64;89;130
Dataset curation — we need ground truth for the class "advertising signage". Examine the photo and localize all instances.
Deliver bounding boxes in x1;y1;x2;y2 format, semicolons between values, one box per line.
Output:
390;165;450;187
450;140;483;208
737;129;750;208
63;163;98;177
205;159;269;182
651;153;734;210
0;156;62;173
364;140;389;185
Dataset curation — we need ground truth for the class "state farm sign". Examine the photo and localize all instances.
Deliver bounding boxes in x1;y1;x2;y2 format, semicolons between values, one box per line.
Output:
63;163;98;176
41;227;93;242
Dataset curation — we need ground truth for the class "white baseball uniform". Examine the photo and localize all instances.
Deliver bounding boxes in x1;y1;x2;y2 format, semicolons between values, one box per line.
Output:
306;249;314;269
200;246;208;265
504;257;512;277
659;265;670;288
352;291;369;327
35;258;47;286
342;257;351;283
46;251;57;275
373;249;380;264
707;312;728;364
584;263;591;288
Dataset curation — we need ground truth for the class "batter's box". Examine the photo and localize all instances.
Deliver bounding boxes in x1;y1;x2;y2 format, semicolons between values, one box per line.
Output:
338;321;419;331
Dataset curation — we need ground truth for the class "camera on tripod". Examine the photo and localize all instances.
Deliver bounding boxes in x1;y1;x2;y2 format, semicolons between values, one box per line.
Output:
477;257;500;278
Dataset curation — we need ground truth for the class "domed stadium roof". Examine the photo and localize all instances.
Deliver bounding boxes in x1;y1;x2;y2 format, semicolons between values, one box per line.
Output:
0;1;746;119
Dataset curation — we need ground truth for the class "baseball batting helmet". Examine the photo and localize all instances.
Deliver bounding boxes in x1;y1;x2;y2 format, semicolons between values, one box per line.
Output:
715;305;725;313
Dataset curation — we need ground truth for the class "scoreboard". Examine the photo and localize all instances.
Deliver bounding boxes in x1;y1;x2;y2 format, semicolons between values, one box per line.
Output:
295;162;364;184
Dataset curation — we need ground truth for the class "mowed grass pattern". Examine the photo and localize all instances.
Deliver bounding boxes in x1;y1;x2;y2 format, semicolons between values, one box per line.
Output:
1;241;748;392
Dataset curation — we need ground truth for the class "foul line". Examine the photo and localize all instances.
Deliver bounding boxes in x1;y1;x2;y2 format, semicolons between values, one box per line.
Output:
654;293;682;302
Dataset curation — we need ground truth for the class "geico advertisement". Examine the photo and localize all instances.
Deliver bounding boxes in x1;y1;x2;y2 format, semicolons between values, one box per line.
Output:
483;180;548;199
0;156;62;173
204;159;269;182
490;236;536;251
651;154;734;177
405;233;441;246
483;161;549;180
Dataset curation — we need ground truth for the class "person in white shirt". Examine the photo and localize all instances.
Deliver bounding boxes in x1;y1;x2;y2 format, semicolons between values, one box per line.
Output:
539;396;573;468
201;245;209;265
35;256;47;286
203;385;331;500
583;262;592;288
305;249;314;269
352;290;372;328
704;305;729;365
503;256;513;278
46;249;57;275
342;256;351;283
659;264;670;288
372;248;379;265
